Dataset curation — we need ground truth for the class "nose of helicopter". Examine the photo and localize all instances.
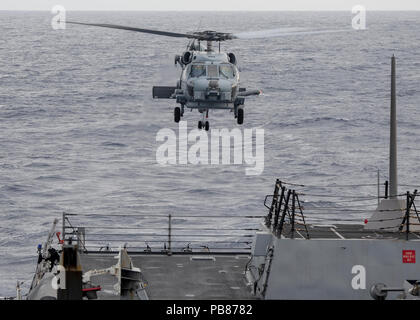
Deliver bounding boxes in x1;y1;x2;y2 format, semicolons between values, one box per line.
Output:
189;78;233;91
188;78;234;101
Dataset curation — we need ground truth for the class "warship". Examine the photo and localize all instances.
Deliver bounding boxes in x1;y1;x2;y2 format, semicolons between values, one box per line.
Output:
15;56;420;300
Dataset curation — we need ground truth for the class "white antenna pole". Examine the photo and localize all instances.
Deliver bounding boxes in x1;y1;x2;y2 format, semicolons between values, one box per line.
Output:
389;55;398;199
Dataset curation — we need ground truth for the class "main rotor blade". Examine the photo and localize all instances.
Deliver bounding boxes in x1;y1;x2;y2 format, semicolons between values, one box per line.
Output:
66;21;193;39
233;27;353;39
66;21;354;42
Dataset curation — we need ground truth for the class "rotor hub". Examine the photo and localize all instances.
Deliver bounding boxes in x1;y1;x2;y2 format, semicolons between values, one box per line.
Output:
187;30;235;42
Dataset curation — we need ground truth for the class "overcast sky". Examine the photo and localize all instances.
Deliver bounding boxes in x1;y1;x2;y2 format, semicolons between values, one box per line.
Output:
1;0;420;11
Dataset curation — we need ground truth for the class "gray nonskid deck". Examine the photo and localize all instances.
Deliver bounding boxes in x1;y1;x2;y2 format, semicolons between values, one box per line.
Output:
80;253;255;300
280;223;420;240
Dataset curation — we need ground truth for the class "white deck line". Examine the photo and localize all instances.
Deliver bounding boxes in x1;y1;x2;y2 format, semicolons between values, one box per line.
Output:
330;227;345;239
296;230;305;239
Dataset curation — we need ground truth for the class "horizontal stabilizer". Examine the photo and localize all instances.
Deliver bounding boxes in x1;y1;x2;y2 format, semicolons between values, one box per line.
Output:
237;89;262;97
152;86;177;99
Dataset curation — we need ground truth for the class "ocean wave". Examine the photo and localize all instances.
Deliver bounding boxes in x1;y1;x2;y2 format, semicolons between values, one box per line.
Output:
101;141;128;147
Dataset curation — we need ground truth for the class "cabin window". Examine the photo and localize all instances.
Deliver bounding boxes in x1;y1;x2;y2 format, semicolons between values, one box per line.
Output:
219;65;235;79
190;64;206;77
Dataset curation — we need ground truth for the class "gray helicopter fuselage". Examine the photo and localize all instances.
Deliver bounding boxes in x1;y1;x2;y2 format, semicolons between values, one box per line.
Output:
176;51;241;111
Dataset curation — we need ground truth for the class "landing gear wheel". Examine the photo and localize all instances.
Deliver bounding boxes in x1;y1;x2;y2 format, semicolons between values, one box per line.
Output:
174;107;181;123
205;121;210;131
237;108;244;125
198;121;202;129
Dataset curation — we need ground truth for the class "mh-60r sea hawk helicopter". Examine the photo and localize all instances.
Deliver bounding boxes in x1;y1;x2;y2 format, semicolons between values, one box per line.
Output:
67;21;349;130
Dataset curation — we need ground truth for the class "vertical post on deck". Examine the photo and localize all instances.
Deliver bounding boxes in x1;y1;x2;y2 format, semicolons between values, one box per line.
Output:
272;186;285;231
291;190;296;239
377;169;380;205
62;212;65;243
277;189;291;238
389;55;398;199
168;214;172;255
266;179;280;228
57;244;83;300
405;191;410;240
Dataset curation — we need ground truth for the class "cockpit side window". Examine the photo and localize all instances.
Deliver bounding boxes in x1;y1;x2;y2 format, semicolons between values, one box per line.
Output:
219;65;235;79
190;64;206;78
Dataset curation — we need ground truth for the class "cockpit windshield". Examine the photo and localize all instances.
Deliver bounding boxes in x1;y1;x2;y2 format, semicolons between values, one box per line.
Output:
219;65;235;79
207;65;218;78
190;64;235;79
190;64;206;78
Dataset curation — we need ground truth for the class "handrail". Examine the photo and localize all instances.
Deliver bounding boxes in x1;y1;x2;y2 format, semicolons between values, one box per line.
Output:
63;213;264;218
264;179;420;239
62;212;260;254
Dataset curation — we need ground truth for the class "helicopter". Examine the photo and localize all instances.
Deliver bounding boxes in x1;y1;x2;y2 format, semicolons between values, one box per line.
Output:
66;21;350;130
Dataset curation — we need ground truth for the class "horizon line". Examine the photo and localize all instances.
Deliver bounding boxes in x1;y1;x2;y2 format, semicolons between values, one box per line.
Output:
1;9;420;12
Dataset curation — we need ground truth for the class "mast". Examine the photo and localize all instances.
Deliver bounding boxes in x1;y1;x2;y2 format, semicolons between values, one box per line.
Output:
389;55;398;198
365;56;405;231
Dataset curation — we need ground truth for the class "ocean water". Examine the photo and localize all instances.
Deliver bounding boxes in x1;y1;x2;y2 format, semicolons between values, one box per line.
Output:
1;11;420;296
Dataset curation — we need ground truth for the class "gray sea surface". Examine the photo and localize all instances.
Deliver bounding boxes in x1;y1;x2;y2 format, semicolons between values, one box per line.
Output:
1;11;420;296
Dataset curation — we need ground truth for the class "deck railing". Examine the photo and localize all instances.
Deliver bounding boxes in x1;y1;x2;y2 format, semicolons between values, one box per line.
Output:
264;179;420;239
61;212;264;254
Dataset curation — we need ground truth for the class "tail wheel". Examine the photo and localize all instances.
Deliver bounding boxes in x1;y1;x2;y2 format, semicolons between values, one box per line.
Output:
174;107;181;123
237;108;244;125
